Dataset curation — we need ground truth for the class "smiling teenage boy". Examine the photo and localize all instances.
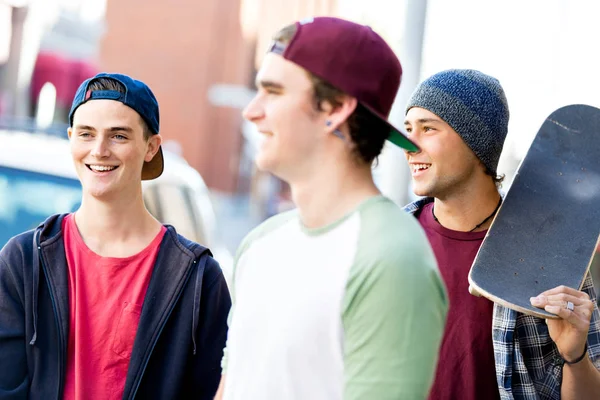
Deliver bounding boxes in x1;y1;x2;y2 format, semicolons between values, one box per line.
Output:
403;69;600;399
214;17;448;400
0;73;231;399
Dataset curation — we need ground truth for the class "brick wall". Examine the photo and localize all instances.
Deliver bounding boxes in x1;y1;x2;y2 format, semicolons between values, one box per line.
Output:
101;0;250;192
101;0;337;192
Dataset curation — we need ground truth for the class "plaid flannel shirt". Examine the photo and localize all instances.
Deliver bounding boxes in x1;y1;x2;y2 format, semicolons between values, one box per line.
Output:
405;197;600;399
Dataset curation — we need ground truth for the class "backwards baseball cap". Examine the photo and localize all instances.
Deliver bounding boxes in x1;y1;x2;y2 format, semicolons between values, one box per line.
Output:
68;72;163;180
268;17;419;152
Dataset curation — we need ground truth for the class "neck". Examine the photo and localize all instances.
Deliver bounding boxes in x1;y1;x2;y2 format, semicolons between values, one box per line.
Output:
432;178;501;232
74;188;161;254
289;161;380;229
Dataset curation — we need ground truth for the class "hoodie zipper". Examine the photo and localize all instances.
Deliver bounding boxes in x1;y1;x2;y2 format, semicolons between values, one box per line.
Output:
127;258;197;400
40;247;66;400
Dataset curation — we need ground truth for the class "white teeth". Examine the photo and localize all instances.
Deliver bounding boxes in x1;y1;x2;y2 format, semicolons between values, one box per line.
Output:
413;164;431;173
90;165;116;172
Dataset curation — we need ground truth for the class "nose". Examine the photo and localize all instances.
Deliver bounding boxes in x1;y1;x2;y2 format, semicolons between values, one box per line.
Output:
91;137;111;159
242;94;264;122
403;134;422;157
404;141;422;156
405;147;421;156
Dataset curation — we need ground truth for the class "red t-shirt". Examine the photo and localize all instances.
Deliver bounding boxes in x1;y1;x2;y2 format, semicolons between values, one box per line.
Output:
62;214;166;400
418;203;500;400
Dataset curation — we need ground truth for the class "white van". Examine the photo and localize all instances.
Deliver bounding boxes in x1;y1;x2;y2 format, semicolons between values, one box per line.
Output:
0;125;232;284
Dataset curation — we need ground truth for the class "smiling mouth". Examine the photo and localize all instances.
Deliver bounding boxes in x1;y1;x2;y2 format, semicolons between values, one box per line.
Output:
86;164;118;172
411;163;431;174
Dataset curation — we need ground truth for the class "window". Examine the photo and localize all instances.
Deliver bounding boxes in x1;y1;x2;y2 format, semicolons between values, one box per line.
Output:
0;166;81;246
143;183;209;244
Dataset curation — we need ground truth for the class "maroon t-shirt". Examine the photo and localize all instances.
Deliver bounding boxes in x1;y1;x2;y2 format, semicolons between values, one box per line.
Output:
418;202;500;400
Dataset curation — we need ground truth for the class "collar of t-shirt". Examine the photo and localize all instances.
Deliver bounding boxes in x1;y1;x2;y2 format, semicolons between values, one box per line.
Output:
419;202;487;241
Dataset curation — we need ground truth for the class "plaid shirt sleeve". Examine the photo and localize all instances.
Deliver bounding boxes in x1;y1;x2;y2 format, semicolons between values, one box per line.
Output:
493;272;600;400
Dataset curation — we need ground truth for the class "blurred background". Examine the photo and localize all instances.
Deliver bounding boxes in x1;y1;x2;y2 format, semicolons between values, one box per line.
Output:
1;0;599;284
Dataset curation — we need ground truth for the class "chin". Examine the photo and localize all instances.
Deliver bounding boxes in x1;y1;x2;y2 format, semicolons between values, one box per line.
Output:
255;153;277;173
84;187;115;200
80;177;119;198
412;182;434;198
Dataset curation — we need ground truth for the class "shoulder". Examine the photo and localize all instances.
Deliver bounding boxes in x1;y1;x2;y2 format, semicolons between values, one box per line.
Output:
1;213;66;276
356;197;434;267
224;210;298;292
342;197;444;301
402;197;434;215
164;225;209;258
1;229;36;265
166;227;225;284
0;228;39;292
342;197;447;327
236;209;298;261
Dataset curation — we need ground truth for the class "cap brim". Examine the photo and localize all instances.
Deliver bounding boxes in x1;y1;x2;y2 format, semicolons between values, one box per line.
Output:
142;146;164;180
362;103;420;152
387;124;420;152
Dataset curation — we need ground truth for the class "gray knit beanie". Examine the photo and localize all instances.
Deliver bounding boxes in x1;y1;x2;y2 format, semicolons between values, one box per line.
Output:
406;69;509;174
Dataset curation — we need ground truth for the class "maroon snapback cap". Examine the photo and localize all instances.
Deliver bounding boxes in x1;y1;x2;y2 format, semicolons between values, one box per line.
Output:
269;16;418;152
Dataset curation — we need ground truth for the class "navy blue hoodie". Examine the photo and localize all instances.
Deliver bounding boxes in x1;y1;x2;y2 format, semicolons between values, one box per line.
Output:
0;214;231;399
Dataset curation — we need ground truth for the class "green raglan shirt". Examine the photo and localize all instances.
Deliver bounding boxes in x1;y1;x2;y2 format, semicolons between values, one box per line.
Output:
222;196;448;400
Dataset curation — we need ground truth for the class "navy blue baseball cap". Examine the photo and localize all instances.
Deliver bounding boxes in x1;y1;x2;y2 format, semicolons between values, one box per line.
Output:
69;72;163;180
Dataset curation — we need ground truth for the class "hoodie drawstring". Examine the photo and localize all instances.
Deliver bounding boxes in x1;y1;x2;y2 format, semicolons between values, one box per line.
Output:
30;230;41;346
192;251;208;355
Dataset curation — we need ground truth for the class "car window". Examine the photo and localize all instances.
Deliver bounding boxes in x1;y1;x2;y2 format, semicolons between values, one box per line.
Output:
143;185;163;221
143;183;208;244
0;166;81;247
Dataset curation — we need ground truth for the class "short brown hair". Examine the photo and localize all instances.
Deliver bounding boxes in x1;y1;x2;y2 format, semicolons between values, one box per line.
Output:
86;77;152;140
272;24;389;165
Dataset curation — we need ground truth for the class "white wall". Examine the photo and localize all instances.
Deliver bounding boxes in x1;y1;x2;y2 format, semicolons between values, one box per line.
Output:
421;0;600;185
337;0;426;205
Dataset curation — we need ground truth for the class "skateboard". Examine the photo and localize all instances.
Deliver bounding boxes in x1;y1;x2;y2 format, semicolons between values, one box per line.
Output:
468;104;600;319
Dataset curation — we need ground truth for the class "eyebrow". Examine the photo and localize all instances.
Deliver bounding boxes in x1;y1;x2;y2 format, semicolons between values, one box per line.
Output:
255;79;284;91
73;125;134;133
74;124;96;131
404;118;442;126
108;126;134;133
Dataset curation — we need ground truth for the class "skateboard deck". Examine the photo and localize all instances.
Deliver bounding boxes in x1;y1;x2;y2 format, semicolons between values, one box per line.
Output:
468;104;600;319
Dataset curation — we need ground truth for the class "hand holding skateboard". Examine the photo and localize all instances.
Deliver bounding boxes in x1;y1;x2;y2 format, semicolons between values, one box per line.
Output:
530;285;594;362
468;104;600;320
